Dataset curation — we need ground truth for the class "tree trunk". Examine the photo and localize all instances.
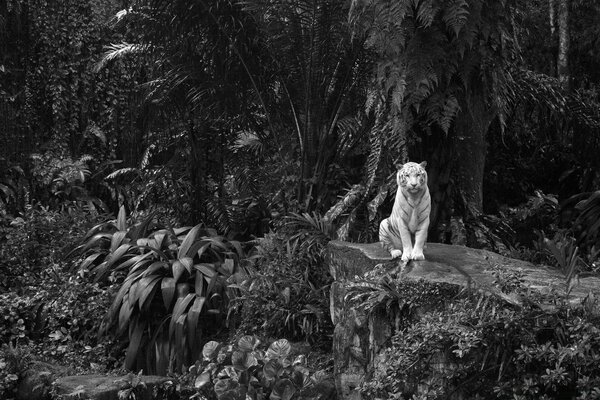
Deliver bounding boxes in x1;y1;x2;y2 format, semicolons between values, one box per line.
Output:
557;0;570;89
549;0;556;36
452;93;493;218
189;117;207;224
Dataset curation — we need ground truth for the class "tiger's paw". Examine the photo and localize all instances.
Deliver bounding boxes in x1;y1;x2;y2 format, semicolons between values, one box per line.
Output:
411;249;425;261
401;249;412;262
390;249;402;259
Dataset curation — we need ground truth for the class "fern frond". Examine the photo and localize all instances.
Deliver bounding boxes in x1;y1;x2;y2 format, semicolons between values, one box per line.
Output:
94;43;146;72
105;168;139;181
443;0;470;37
415;0;438;28
324;184;366;222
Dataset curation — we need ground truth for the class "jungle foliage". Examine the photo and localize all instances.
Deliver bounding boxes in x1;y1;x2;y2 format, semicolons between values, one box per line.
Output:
1;0;600;398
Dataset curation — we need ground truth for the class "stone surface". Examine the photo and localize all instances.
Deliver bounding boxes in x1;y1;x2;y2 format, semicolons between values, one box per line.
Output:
53;374;173;400
327;240;600;400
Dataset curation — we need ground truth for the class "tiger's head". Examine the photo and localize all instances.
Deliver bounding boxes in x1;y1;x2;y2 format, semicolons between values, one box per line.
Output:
397;161;428;194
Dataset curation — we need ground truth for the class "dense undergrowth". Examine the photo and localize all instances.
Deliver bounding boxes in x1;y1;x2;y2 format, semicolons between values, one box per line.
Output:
351;278;600;399
0;203;336;399
2;162;600;400
1;188;600;399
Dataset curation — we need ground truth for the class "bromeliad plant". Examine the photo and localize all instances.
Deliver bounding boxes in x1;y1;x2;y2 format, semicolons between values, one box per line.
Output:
68;206;247;374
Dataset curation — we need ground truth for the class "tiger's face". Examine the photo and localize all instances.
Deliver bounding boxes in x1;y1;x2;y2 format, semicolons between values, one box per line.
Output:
397;161;428;194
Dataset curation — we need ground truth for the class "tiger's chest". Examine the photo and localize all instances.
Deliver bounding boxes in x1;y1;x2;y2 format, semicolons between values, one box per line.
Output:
406;208;420;232
392;189;429;232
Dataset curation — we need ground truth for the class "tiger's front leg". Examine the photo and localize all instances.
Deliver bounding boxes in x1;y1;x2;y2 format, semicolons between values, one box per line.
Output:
379;218;403;259
398;223;413;262
410;219;430;261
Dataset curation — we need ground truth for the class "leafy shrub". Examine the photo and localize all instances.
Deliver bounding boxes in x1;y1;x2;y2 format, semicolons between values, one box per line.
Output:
229;224;332;343
70;206;247;374
29;151;103;210
0;344;32;400
358;278;600;400
0;204;106;290
0;157;26;215
570;190;600;250
0;293;45;345
189;336;330;400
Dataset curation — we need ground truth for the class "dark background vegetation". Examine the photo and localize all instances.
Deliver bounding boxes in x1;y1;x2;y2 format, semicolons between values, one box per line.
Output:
1;0;600;399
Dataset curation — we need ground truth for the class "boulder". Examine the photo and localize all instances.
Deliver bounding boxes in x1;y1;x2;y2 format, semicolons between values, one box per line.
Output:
327;240;600;400
53;374;174;400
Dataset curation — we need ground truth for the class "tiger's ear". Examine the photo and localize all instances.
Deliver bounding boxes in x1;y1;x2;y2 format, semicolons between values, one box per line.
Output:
394;161;404;170
420;161;427;168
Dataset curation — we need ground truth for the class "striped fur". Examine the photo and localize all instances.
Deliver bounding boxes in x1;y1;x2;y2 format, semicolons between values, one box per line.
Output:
379;161;431;261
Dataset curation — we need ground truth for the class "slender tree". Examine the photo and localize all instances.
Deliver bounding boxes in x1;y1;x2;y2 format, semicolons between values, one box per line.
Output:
557;0;570;89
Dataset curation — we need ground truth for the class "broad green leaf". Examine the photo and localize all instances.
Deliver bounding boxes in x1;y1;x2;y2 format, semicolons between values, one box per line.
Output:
152;232;167;249
266;339;291;361
116;205;127;231
118;295;133;334
195;263;216;278
205;228;218;237
116;252;154;272
105;279;134;330
186;296;206;352
195;271;205;297
172;260;186;282
202;341;221;361
105;243;132;269
178;224;203;259
161;277;176;309
173;226;192;236
185;240;209;259
174;313;187;360
194;372;211;389
91;261;109;282
76;232;113;254
263;359;283;381
206;268;219;296
229;240;244;259
196;242;211;259
168;293;195;341
142;261;168;277
136;276;162;309
124;319;145;369
238;335;260;352
177;282;190;298
232;350;258;371
110;230;128;252
291;368;311;389
222;259;235;275
180;257;194;273
270;378;296;400
213;378;239;397
136;245;170;261
78;252;104;271
79;221;116;243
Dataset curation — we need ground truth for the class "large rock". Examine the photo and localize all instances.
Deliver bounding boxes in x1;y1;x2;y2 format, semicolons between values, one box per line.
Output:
53;374;174;400
327;240;600;400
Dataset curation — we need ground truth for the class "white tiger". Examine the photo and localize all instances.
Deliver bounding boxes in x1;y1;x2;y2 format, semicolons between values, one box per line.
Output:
379;161;431;261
